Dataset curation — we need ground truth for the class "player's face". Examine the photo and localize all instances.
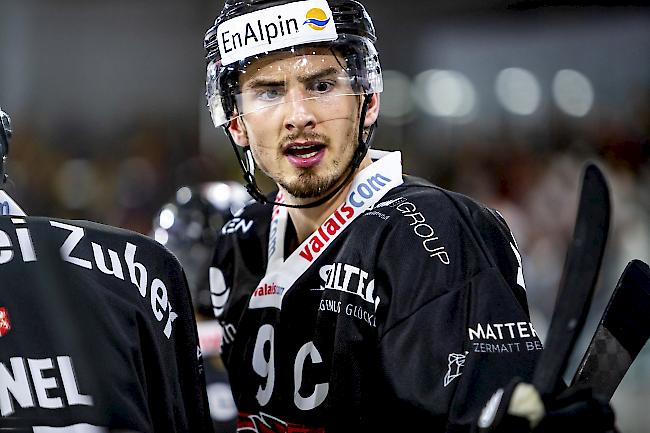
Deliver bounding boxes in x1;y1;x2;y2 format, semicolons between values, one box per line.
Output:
228;48;379;200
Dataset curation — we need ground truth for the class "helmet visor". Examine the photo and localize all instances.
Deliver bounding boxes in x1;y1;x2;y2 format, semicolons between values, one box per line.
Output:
207;37;382;127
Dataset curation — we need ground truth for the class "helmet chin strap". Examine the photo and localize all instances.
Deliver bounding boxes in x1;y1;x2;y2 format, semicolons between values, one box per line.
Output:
225;94;376;209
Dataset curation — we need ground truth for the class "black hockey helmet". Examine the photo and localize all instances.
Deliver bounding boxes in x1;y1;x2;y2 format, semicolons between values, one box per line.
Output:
204;0;381;126
152;182;251;315
204;0;382;208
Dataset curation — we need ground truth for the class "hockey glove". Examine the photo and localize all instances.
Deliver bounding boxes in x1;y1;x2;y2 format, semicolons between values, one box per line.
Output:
476;378;617;433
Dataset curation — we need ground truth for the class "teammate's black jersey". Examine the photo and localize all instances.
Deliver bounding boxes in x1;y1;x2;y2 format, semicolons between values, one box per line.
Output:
210;152;542;432
0;216;213;433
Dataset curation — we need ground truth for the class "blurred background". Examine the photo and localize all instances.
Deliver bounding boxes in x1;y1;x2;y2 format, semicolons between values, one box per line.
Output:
1;0;648;430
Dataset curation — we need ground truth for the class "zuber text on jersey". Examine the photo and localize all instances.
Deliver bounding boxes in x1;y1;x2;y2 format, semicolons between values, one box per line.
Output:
0;218;178;339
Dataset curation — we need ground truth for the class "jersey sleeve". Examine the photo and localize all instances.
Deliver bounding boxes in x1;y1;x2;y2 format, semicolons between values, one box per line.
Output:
371;188;541;431
208;204;270;355
209;228;236;320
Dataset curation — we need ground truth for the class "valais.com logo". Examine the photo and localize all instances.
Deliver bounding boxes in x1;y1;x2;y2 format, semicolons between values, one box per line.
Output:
252;282;285;298
303;8;331;30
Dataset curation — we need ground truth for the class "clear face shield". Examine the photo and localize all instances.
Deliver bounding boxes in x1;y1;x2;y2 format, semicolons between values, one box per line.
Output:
206;36;383;128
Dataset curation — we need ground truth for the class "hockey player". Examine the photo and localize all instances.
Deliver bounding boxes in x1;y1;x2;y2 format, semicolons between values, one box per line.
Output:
153;182;251;314
203;1;615;431
152;182;252;432
0;108;214;432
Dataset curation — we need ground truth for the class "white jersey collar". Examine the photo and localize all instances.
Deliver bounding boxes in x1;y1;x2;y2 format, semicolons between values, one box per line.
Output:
251;150;404;310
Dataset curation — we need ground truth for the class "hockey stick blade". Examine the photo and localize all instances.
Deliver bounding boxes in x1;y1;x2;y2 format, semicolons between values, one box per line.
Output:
571;259;650;400
532;162;610;397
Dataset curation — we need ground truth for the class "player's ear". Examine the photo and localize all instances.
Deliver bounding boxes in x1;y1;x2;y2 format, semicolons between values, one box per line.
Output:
228;116;249;147
363;93;380;128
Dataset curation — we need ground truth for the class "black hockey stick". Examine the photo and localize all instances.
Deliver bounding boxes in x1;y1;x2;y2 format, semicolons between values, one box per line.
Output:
0;107;11;184
571;259;650;400
532;162;610;397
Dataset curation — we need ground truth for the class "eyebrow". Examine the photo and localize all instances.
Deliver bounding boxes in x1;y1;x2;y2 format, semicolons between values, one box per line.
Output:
243;67;343;90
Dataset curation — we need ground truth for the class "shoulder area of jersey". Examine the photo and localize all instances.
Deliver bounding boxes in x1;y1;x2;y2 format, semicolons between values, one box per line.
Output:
218;195;270;238
8;215;176;255
384;175;497;215
368;175;462;217
366;175;506;235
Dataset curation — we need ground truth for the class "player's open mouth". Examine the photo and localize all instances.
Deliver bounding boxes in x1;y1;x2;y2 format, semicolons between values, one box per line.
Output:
284;142;326;168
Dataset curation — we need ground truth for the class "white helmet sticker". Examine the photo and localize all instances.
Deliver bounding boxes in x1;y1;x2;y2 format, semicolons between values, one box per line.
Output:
217;0;338;66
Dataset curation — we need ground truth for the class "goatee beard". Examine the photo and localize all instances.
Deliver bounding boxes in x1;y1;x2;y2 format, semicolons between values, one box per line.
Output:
279;161;343;199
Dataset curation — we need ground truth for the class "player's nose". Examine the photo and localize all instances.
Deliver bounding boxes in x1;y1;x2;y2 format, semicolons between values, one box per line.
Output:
282;89;316;132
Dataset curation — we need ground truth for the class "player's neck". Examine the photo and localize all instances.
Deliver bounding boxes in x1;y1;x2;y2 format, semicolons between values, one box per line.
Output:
285;156;372;247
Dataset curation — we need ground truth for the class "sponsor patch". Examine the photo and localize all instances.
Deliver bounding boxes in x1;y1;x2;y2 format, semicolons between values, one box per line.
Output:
316;263;380;309
374;196;407;209
394;200;450;265
364;210;390;220
468;321;543;353
0;307;11;337
221;217;253;235
238;411;325;433
298;171;395;264
249;283;286;309
217;0;337;66
468;321;538;341
444;351;468;387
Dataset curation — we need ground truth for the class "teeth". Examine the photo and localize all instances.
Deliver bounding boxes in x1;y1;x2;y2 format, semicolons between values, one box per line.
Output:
286;143;322;159
297;151;318;159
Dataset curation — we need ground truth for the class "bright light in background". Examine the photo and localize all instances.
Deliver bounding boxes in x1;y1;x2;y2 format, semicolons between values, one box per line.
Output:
176;186;192;205
413;70;476;120
159;206;176;229
552;69;594;117
379;70;413;123
205;182;232;211
495;68;541;115
154;228;169;245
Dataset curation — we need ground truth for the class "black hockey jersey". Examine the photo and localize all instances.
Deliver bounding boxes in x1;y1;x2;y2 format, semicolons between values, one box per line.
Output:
0;216;213;433
210;151;542;432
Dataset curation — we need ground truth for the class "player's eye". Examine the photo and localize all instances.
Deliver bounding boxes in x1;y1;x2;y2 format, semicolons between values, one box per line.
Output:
256;87;284;102
310;81;335;94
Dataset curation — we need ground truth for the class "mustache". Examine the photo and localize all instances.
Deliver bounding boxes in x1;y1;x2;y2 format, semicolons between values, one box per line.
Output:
279;132;330;148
